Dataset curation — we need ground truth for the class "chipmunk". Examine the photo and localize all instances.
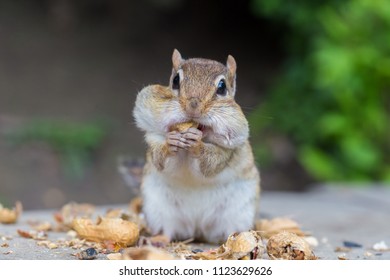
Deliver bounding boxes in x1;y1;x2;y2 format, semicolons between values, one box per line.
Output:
133;49;260;243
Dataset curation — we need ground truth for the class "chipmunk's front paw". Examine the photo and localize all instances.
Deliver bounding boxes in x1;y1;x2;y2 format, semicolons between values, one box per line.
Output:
181;127;203;157
166;131;189;153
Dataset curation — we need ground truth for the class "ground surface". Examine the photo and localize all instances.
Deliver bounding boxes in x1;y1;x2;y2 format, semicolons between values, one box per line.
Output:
0;186;389;260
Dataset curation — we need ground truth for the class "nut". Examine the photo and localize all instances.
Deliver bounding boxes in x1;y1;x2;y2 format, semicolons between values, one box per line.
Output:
170;122;198;132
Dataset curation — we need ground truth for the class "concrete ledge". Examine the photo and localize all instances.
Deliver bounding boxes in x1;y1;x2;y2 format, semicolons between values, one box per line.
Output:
1;186;389;260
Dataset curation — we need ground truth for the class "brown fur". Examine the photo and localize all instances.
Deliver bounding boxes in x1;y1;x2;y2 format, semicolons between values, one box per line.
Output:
133;50;261;243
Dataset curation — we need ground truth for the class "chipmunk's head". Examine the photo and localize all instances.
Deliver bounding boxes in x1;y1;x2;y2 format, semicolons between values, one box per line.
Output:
169;49;248;148
169;49;237;119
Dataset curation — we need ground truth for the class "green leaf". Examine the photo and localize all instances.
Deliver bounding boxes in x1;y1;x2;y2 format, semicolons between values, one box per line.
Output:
340;136;381;173
299;146;340;181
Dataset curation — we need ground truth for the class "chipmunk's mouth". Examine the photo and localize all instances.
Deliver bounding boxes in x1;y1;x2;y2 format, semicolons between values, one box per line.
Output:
166;119;212;134
197;123;215;137
197;124;206;132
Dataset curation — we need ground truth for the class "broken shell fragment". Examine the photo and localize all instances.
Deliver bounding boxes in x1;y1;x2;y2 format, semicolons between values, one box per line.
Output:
54;202;95;230
255;217;305;239
267;231;316;260
72;217;139;246
29;221;52;232
106;253;122;260
224;231;264;259
0;201;23;224
192;231;264;260
37;240;58;249
17;229;47;240
121;246;176;260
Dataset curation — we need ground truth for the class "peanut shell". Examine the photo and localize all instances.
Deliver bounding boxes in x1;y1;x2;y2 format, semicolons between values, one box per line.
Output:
266;231;316;260
0;201;22;224
72;217;139;246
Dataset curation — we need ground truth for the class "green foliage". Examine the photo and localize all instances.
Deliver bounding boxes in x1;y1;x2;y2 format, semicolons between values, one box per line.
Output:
7;120;108;179
250;0;390;182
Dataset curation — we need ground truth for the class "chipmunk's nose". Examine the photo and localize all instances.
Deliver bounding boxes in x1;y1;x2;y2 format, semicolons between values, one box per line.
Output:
189;97;199;109
185;97;202;118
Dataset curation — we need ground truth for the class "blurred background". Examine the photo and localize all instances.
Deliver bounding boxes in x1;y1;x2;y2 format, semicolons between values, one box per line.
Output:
0;0;389;210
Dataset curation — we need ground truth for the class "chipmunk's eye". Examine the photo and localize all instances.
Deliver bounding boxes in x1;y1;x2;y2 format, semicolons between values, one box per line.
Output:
216;79;227;96
172;73;180;90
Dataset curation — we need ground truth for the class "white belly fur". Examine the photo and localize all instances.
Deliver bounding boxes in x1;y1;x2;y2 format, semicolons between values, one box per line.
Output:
141;161;258;243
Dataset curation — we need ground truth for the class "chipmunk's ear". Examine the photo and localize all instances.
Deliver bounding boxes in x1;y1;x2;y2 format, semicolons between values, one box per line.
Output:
172;49;183;71
226;55;237;78
226;55;237;96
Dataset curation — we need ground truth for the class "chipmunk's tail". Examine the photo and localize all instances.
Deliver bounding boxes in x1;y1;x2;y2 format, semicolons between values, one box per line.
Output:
117;156;144;196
